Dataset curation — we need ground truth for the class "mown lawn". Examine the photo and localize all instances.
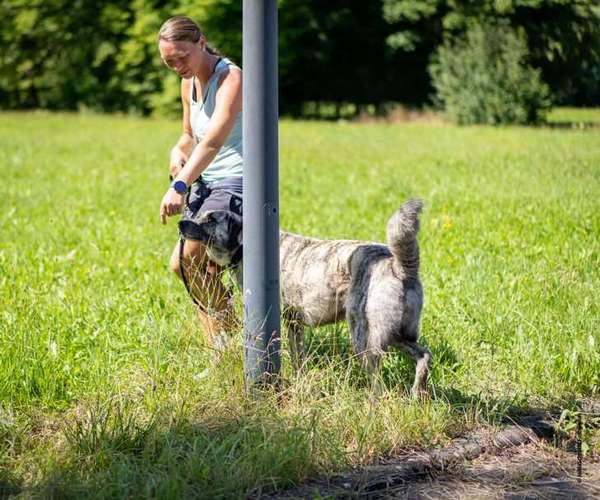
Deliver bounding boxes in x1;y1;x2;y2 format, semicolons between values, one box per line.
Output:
0;111;598;497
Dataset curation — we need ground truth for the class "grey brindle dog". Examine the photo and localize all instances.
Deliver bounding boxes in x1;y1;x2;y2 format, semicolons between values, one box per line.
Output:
195;199;430;395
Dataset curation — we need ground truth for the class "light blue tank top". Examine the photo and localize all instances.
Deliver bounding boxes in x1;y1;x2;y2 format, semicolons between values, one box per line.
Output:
190;58;243;184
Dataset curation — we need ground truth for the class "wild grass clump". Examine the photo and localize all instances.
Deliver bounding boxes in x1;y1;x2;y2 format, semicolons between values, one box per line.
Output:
15;345;458;498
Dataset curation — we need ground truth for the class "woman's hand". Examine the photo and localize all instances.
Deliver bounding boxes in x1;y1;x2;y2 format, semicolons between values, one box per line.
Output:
159;188;185;224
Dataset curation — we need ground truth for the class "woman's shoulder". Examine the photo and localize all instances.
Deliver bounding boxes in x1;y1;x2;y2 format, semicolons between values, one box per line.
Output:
223;58;241;71
216;60;241;87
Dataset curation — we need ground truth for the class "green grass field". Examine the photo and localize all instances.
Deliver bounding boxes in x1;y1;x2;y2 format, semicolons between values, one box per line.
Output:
1;111;599;497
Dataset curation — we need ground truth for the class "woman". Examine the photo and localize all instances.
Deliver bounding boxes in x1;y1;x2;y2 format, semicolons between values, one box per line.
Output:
157;16;243;347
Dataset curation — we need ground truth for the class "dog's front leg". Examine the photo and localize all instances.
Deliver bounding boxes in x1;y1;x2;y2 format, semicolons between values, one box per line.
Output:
285;312;306;373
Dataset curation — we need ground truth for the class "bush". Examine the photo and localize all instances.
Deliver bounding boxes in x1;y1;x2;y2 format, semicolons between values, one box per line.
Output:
429;23;551;125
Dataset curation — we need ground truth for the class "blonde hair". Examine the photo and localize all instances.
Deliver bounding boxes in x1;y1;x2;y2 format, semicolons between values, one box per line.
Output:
158;16;220;55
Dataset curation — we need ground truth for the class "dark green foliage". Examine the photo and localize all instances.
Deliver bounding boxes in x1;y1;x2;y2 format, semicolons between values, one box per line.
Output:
0;0;137;112
429;23;551;125
277;0;423;115
0;0;191;115
383;0;600;106
0;0;597;115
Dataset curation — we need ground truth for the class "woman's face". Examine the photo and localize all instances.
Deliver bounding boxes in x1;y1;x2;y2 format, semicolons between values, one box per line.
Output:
159;39;203;78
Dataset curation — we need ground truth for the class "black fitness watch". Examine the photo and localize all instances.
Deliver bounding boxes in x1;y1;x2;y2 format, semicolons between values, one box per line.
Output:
171;179;188;194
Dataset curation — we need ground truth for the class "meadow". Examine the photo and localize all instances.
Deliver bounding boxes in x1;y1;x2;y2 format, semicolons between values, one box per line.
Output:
0;110;599;497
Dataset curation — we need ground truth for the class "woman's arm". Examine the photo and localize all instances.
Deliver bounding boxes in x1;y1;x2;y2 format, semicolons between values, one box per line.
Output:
160;68;242;224
174;67;242;186
169;78;196;177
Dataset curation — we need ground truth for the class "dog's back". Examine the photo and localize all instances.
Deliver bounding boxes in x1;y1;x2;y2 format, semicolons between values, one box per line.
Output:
279;199;424;330
280;232;380;326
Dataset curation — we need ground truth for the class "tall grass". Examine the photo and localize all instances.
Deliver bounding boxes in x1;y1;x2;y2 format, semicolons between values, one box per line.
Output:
0;110;598;497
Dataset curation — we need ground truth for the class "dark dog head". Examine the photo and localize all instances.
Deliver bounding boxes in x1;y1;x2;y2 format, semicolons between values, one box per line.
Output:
179;210;242;266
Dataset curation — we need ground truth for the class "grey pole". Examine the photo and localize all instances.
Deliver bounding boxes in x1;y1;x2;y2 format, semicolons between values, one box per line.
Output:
242;0;281;389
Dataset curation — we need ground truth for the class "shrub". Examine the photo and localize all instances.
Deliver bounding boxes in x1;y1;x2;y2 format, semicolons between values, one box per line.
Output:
429;22;551;125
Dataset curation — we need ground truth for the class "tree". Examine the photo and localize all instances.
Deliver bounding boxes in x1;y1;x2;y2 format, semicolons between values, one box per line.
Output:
0;0;135;111
429;22;551;124
383;0;600;105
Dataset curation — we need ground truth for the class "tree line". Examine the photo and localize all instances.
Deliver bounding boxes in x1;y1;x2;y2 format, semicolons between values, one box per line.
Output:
1;0;598;121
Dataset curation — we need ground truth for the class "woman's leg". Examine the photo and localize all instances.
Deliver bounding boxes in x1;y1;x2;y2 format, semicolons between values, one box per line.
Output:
169;239;238;345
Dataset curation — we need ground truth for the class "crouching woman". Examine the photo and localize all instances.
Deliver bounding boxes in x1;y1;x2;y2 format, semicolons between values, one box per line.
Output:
157;16;243;347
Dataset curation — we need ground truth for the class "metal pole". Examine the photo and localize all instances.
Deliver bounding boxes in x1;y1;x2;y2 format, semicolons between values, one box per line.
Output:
242;0;281;389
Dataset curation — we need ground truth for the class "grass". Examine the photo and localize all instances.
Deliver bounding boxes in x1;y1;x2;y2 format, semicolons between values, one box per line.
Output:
0;109;599;497
546;107;600;125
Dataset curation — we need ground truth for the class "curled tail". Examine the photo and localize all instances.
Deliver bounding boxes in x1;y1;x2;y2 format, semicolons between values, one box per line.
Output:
386;199;423;279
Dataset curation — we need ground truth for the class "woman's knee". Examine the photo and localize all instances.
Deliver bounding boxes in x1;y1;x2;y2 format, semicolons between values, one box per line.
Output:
169;240;209;277
169;243;183;276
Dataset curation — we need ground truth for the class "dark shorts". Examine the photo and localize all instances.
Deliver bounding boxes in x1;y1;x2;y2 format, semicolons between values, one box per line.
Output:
179;177;243;241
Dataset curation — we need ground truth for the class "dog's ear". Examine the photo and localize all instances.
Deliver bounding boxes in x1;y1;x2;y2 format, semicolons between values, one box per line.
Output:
226;212;243;245
222;211;242;248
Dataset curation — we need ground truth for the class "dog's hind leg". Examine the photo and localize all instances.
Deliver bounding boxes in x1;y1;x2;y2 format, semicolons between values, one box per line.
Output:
284;311;306;373
362;353;383;397
397;341;431;397
346;302;383;395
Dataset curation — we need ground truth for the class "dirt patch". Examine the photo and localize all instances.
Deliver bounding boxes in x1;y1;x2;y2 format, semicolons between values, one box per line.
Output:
386;442;600;499
253;411;600;499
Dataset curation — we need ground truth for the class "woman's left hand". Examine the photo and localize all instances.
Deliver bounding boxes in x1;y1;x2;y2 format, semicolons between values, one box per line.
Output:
159;188;185;224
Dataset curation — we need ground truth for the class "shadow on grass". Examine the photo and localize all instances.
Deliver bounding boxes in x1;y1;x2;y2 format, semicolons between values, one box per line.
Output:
302;327;583;437
13;328;580;499
0;474;22;498
25;405;317;498
543;121;600;130
301;325;542;424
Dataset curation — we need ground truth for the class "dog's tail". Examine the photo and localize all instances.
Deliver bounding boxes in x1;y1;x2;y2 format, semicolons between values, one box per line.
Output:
386;199;423;279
